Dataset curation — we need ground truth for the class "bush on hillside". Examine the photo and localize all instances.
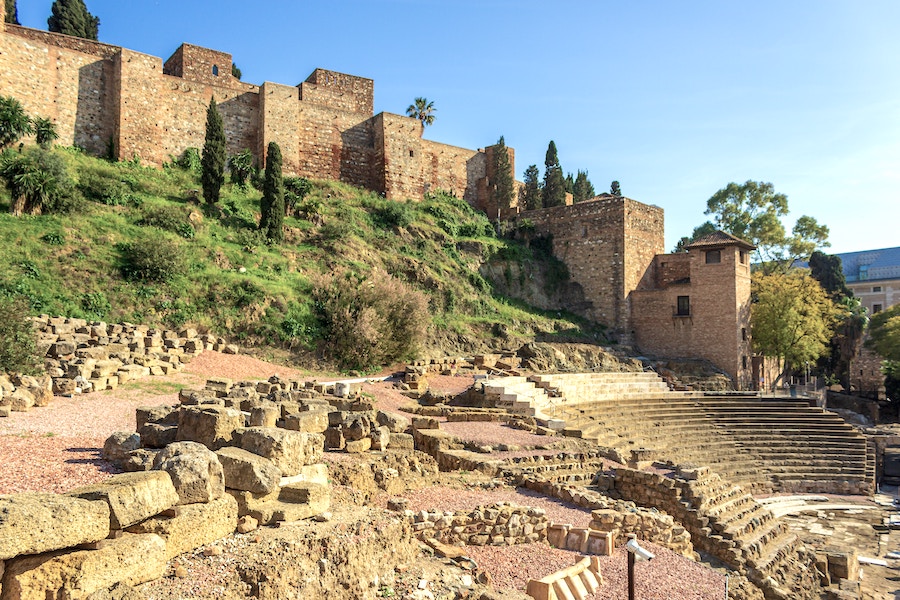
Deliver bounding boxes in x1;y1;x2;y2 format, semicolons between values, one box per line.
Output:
120;234;187;283
312;270;429;371
0;147;80;215
0;296;40;374
78;169;132;206
138;205;195;239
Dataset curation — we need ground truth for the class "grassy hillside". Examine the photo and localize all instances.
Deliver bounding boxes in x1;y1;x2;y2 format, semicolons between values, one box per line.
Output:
0;146;603;370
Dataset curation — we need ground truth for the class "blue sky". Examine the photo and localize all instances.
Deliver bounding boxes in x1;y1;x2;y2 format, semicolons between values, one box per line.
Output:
14;1;900;254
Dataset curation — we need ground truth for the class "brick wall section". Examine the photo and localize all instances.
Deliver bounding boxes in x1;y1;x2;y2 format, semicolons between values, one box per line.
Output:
259;82;301;173
300;69;373;115
514;196;664;336
631;244;752;386
422;139;485;206
0;26;116;156
374;112;425;199
163;44;236;88
5;23;121;58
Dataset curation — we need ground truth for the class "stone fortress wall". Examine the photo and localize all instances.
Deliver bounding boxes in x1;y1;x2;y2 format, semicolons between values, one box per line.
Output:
0;4;752;387
0;14;493;208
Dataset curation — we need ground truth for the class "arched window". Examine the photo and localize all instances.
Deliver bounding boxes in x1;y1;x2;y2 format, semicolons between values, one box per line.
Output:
212;65;219;76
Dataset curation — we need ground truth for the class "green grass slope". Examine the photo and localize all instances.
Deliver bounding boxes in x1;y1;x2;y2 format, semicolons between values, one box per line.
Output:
0;146;603;370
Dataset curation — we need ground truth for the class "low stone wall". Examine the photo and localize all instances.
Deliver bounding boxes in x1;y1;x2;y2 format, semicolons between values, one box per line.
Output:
401;502;548;547
522;478;695;559
0;316;236;417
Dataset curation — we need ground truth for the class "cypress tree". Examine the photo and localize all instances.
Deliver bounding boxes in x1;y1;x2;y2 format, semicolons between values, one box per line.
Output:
259;142;284;243
541;141;566;208
565;172;575;195
48;0;99;40
201;97;226;205
6;0;20;25
610;180;622;196
521;164;541;211
490;136;514;215
573;170;595;202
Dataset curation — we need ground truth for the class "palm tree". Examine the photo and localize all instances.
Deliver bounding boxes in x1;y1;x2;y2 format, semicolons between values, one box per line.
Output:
406;97;435;128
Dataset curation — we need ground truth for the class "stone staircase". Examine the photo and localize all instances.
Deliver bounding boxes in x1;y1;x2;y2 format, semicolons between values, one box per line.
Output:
530;374;874;495
613;467;821;599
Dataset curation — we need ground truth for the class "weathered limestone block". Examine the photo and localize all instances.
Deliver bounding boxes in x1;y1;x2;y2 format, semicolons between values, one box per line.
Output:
227;482;329;525
139;423;178;449
0;494;110;560
115;364;150;384
102;432;141;464
283;410;328;433
346;438;372;453
342;415;372;441
126;495;238;561
377;411;410;433
151;442;225;505
0;533;166;600
388;432;415;450
68;471;180;530
204;377;233;397
370;425;391;451
215;447;281;494
136;405;179;430
53;377;78;396
122;449;158;472
239;427;324;476
249;403;279;428
8;388;34;412
176;405;245;450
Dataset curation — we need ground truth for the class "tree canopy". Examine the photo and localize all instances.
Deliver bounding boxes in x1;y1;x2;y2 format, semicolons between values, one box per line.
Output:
406;97;435;128
673;221;716;253
867;304;900;362
610;180;621;196
5;0;20;25
704;180;829;273
541;141;566;208
0;95;33;149
490;136;514;215
573;170;595;202
200;97;226;205
751;270;840;386
259;141;285;243
48;0;99;40
521;164;541;211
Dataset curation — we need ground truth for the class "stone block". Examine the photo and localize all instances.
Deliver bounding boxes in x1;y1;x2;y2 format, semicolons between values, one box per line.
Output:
346;438;372;453
215;447;280;494
376;411;410;433
249;404;279;428
0;533;166;600
176;405;245;450
136;405;179;430
239;427;324;476
283;410;329;433
228;482;329;525
388;432;415;450
68;471;180;530
126;495;238;561
370;425;391;451
102;432;141;464
151;441;225;505
0;494;110;560
140;423;178;449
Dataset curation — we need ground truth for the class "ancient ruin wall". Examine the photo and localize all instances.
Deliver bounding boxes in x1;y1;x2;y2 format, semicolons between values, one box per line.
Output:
300;69;373;115
514;197;665;337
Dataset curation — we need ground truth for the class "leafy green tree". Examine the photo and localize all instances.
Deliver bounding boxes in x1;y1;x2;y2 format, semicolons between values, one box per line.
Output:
284;176;312;216
5;0;20;25
228;148;253;189
751;270;840;386
541;141;566;208
32;117;58;149
808;251;850;299
521;164;541;211
610;180;621;196
259;141;284;243
48;0;99;40
406;97;435;128
0;296;40;374
573;170;595;202
0;95;33;149
0;147;76;215
200;97;226;205
231;63;242;80
867;304;900;362
673;221;716;253
490;136;514;213
705;180;829;273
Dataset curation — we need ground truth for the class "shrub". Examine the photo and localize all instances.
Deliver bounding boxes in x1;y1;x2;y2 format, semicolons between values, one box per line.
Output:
33;117;59;149
312;270;429;371
0;147;79;214
0;95;33;149
80;291;110;319
78;169;131;206
0;296;40;374
120;234;187;282
175;147;202;174
371;201;415;229
284;176;312;215
228;148;254;189
138;205;195;239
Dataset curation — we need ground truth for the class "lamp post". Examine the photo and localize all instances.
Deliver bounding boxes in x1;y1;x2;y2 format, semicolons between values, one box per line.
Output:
625;537;654;600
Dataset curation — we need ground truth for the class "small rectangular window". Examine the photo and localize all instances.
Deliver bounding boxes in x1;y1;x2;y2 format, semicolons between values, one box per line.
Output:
409;150;414;157
739;251;747;264
676;296;690;316
742;356;748;369
706;250;721;264
742;327;747;341
859;265;869;280
873;304;883;313
873;286;882;293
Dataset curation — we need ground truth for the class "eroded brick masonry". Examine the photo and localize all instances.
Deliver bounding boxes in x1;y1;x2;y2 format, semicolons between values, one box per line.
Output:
0;11;503;207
